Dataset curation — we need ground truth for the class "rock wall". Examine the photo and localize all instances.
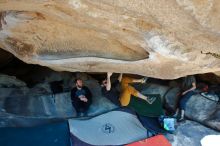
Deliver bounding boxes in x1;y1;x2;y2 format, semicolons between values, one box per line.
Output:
1;0;220;79
0;73;116;121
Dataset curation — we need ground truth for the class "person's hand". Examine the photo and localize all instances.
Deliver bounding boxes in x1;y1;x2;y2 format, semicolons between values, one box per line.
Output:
78;95;86;102
82;97;88;102
107;72;113;77
182;91;186;95
79;96;88;102
79;95;84;99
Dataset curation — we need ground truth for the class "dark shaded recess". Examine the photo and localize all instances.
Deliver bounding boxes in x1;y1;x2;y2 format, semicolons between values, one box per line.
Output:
197;73;220;85
0;56;50;87
0;49;72;87
0;49;14;68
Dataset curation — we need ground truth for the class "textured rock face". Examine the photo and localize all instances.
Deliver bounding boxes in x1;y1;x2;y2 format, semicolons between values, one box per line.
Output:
186;93;220;131
0;73;116;121
166;120;219;146
1;0;220;79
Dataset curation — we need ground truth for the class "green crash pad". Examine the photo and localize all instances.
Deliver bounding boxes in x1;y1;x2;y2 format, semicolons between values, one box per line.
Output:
128;94;164;117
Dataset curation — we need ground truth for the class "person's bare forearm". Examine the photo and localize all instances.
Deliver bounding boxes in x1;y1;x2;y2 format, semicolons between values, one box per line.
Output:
183;82;196;94
137;92;147;100
118;73;123;82
106;72;112;91
185;87;196;93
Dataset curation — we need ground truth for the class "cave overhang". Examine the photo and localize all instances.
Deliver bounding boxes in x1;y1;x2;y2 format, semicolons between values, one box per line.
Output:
1;0;220;79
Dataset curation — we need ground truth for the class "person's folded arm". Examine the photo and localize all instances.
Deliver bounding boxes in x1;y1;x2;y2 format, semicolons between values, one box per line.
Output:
182;82;196;95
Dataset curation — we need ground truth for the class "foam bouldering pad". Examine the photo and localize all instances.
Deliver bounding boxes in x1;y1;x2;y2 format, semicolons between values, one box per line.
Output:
126;135;171;146
128;94;164;117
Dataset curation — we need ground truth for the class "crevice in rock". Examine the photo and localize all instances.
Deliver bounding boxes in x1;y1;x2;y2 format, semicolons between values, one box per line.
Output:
0;49;14;69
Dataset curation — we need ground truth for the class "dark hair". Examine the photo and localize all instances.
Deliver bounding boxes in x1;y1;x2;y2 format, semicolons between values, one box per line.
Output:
75;78;82;83
98;77;107;85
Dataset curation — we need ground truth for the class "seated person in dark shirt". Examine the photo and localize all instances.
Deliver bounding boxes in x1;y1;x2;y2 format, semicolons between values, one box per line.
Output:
71;78;92;116
100;72;122;106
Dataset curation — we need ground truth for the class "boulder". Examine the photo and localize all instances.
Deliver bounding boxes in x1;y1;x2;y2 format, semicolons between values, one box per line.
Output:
164;87;181;112
0;74;26;88
1;0;220;79
185;93;220;131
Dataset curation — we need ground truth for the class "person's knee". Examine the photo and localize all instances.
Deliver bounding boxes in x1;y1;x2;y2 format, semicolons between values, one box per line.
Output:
127;86;138;96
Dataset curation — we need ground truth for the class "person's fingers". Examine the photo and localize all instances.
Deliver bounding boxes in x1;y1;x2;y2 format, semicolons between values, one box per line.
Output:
107;72;113;76
84;98;88;102
141;78;145;83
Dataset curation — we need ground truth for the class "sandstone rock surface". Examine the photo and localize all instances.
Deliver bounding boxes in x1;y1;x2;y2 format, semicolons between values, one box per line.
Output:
1;0;220;79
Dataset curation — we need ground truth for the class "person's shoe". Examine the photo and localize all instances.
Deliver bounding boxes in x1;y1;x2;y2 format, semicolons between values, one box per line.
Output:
177;116;185;122
173;113;178;118
173;111;179;118
177;110;185;122
142;77;148;83
147;96;156;104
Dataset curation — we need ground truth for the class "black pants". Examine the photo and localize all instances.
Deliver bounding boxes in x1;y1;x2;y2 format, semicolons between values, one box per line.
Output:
72;101;90;113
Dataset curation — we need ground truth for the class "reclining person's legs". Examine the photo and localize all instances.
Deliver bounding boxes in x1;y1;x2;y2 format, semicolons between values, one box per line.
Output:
119;85;138;106
179;91;195;121
120;84;155;106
